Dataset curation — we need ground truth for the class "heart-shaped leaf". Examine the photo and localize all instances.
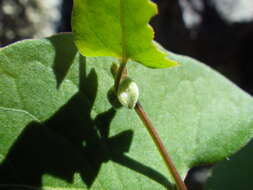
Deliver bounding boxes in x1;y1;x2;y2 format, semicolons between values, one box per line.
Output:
1;34;253;190
71;0;177;68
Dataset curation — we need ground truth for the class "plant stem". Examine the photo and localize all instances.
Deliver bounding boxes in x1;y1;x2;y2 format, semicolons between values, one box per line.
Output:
114;57;128;91
135;102;188;190
113;58;187;190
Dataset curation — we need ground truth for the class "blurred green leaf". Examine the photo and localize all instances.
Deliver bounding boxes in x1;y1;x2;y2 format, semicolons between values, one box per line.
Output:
205;139;253;190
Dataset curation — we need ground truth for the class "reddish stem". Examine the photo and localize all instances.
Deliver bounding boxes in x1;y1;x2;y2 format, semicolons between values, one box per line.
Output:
135;102;188;190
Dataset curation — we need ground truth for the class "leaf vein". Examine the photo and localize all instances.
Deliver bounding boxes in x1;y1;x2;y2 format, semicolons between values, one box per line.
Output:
0;106;39;122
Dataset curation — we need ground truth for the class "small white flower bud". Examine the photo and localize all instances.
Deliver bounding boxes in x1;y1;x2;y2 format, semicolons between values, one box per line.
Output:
117;77;139;109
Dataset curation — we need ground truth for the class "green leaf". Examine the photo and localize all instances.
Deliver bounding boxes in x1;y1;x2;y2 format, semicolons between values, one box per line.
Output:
71;0;177;68
205;140;253;190
1;34;253;190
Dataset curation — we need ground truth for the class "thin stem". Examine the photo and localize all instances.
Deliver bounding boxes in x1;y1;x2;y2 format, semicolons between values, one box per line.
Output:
135;102;188;190
114;57;128;91
112;58;187;190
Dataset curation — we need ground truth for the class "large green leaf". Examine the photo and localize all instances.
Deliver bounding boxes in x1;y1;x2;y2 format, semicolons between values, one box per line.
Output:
71;0;177;68
1;34;253;190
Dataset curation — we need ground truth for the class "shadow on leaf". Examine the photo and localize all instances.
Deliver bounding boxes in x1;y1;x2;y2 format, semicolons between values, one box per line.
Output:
49;33;78;87
0;34;172;189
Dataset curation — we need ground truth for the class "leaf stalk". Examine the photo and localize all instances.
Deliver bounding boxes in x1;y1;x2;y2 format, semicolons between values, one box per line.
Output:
113;59;187;190
134;102;188;190
114;57;128;91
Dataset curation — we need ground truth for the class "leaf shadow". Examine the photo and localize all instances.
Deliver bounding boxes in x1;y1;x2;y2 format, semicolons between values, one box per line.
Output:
49;33;77;88
0;36;173;189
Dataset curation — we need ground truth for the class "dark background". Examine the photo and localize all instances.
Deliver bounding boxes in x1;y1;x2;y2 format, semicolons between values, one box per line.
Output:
1;0;253;189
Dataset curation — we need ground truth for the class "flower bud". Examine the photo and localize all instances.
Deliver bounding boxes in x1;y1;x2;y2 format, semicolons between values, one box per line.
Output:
111;62;119;79
117;77;139;109
107;87;123;109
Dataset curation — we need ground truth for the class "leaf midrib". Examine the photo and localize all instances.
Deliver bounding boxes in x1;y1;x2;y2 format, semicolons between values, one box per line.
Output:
119;0;127;59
